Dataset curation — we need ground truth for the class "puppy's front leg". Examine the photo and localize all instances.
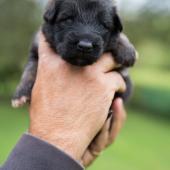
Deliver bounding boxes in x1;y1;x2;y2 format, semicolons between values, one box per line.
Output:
12;43;38;108
109;34;136;101
111;33;136;67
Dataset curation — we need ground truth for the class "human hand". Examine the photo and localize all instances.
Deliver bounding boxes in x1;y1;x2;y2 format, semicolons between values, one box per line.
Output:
29;33;126;161
81;98;126;167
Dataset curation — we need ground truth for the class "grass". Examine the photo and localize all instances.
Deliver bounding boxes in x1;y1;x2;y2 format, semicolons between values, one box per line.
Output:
0;102;29;164
89;111;170;170
0;103;170;169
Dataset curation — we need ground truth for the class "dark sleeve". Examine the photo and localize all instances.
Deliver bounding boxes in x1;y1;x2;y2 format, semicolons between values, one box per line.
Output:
1;134;84;170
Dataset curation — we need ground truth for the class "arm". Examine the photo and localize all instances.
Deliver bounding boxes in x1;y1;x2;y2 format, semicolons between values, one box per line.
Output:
1;134;83;170
1;33;126;170
28;33;126;161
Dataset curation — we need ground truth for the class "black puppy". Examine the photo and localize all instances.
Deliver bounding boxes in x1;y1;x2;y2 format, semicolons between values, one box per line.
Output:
12;0;136;107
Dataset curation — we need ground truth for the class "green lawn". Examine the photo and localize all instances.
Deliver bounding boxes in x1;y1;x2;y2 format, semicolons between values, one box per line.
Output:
0;103;170;170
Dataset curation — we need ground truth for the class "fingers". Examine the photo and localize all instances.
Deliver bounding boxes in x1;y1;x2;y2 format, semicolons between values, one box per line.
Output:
107;98;126;146
90;116;112;152
81;150;96;167
93;53;120;73
81;117;112;167
38;32;55;58
38;33;120;74
81;99;126;167
105;72;126;93
37;32;66;71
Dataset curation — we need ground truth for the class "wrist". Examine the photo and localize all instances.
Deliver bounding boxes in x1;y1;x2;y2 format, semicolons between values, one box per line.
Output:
29;127;88;161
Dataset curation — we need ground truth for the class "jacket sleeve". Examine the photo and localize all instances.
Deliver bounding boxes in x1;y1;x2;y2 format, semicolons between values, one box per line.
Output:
1;134;84;170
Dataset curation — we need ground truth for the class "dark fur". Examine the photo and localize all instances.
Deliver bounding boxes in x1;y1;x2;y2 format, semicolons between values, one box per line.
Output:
12;0;136;107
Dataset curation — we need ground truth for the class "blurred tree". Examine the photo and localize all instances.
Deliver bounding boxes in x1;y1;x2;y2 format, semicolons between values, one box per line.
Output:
0;0;169;116
119;0;170;46
0;0;41;82
118;0;170;116
121;1;170;70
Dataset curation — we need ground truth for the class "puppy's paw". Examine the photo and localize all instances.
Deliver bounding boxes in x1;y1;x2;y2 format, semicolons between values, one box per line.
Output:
11;96;29;108
114;46;137;67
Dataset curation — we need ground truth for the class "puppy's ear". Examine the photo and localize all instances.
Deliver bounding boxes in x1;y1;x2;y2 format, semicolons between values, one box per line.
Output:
112;7;123;33
43;0;61;23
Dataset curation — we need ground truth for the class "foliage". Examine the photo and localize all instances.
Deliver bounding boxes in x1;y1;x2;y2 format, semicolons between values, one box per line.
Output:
0;0;41;82
0;103;170;169
0;0;170;117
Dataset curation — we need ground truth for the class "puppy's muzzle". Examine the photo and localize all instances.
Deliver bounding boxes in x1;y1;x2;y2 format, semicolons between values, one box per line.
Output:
61;31;104;66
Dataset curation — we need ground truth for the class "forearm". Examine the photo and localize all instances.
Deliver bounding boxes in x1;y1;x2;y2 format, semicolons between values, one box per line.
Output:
1;134;83;170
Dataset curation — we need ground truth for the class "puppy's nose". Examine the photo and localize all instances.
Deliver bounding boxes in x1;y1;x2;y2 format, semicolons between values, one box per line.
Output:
77;40;93;52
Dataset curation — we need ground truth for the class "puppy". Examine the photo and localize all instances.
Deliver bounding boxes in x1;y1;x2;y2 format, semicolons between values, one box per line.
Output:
12;0;136;108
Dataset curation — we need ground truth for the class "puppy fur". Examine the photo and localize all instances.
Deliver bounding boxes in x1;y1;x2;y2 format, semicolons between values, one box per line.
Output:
12;0;136;108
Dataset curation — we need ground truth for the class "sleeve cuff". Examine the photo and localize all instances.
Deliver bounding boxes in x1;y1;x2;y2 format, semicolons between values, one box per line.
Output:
2;133;84;170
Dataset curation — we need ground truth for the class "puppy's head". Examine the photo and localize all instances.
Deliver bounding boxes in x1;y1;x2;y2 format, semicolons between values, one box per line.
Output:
42;0;123;66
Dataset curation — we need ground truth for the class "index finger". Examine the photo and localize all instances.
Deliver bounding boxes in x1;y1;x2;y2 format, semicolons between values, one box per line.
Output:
93;53;120;73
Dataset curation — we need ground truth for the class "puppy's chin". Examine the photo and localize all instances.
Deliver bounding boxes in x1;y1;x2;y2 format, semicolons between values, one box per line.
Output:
62;57;97;67
64;57;97;66
57;43;103;66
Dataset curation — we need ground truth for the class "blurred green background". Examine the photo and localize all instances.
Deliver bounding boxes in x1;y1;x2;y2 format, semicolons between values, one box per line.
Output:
0;0;170;169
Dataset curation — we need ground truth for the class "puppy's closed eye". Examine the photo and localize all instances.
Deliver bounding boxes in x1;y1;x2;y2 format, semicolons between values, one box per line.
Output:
98;12;113;30
57;13;74;23
101;21;113;30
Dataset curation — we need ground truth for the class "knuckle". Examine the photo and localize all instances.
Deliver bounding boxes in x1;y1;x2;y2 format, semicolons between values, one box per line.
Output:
115;73;126;91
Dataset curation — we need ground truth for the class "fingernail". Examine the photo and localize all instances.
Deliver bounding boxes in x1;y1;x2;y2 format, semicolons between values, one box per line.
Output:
116;98;123;105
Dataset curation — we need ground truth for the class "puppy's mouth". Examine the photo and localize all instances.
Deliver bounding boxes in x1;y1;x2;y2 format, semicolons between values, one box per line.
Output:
65;57;97;66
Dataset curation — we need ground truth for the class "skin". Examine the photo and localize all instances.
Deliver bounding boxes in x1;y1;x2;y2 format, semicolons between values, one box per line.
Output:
29;33;126;165
81;98;126;167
